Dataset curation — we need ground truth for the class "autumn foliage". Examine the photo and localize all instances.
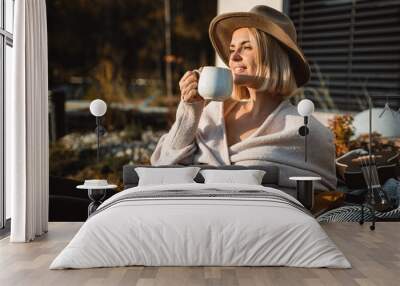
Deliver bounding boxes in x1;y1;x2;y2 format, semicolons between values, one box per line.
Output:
328;114;355;157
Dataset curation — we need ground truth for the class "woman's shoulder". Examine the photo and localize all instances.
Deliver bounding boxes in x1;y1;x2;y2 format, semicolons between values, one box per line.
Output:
279;99;296;113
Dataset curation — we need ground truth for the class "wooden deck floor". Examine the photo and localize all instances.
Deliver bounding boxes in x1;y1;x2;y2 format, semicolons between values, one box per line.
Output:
0;222;399;286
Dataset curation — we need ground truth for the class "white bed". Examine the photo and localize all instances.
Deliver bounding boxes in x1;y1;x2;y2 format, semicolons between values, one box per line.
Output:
50;183;351;269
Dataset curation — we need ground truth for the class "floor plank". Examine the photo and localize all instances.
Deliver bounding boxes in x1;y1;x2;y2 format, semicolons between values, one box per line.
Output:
0;222;399;286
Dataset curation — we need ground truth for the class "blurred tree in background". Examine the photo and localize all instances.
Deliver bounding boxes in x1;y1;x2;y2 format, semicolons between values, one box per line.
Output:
47;0;217;188
47;0;217;99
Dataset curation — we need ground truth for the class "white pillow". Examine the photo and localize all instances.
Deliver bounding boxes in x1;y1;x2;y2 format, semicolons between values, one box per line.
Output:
200;169;266;185
135;167;201;186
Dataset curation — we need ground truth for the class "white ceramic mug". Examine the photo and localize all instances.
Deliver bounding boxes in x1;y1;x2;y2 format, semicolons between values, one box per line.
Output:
195;66;233;101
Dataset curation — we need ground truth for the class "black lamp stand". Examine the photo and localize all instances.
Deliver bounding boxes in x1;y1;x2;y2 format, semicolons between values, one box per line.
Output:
298;116;310;162
94;116;106;163
297;116;315;210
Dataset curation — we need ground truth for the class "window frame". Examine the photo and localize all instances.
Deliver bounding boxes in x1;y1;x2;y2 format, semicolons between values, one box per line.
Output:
1;0;14;230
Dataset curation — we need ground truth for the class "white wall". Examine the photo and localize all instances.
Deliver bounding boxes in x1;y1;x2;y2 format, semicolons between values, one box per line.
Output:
218;0;283;14
215;0;283;67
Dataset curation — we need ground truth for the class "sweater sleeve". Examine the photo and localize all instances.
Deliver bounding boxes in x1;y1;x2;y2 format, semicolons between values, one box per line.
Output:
150;99;204;166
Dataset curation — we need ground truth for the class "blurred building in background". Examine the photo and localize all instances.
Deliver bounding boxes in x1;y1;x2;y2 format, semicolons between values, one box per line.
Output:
287;0;400;112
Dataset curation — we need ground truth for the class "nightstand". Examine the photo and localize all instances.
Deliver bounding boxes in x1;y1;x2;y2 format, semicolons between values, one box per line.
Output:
76;183;117;217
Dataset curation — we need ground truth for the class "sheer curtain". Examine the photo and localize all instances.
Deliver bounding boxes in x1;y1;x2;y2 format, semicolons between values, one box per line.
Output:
7;0;48;242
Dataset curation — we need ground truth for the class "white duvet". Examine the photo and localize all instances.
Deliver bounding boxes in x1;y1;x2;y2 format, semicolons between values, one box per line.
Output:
50;183;351;269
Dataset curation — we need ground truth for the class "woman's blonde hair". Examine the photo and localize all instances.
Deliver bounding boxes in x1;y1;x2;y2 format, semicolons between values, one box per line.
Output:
232;27;298;101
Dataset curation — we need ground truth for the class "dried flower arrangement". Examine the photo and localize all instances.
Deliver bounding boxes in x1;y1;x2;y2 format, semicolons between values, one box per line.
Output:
328;114;355;157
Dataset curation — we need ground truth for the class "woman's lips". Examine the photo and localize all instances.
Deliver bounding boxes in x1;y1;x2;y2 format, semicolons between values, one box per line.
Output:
234;66;246;73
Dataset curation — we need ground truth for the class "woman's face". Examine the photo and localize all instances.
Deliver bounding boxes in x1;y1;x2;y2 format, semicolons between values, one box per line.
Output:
229;28;259;87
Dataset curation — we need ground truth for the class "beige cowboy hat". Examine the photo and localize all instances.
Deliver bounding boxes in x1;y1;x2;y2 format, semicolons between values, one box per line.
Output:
209;5;310;87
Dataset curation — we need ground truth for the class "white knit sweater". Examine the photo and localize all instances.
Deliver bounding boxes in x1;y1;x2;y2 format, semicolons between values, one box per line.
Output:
150;99;337;191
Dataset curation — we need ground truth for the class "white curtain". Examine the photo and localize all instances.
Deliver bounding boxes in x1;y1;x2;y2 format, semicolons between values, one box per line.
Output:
7;0;49;242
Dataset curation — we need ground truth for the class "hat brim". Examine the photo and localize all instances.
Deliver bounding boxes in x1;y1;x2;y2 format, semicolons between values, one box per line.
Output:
209;12;311;87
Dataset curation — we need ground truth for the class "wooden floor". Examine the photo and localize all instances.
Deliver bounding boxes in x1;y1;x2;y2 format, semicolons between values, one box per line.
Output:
0;222;399;286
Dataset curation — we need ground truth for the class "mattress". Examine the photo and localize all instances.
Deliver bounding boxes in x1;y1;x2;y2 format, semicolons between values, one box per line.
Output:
50;183;351;269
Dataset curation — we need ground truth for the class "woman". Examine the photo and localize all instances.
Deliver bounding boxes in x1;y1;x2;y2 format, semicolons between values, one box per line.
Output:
151;5;337;191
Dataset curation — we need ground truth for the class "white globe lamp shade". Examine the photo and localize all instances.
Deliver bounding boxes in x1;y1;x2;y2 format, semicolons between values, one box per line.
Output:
297;99;315;117
90;99;107;117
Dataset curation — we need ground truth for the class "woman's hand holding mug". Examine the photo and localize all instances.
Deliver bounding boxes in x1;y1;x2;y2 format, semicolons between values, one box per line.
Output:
179;69;207;104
